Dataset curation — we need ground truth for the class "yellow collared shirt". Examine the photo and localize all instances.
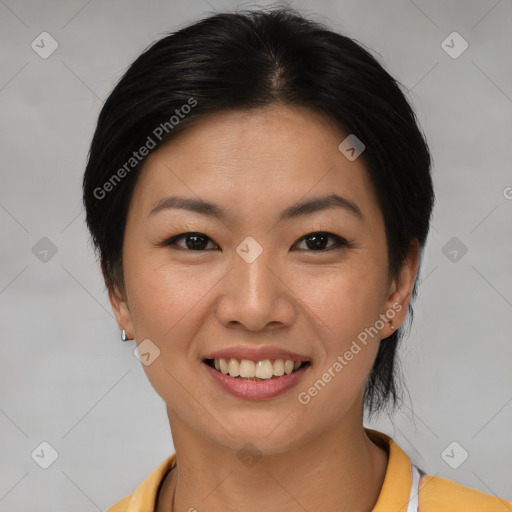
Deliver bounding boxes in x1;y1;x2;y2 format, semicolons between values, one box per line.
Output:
106;429;511;512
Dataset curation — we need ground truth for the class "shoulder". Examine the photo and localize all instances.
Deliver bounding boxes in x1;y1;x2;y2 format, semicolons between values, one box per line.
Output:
365;428;511;512
105;494;132;512
420;474;512;512
104;453;177;512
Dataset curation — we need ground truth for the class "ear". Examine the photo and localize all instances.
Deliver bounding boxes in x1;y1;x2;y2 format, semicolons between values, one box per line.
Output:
109;284;134;340
381;239;420;338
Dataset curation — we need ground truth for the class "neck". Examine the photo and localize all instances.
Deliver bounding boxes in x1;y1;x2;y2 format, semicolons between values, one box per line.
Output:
157;411;388;512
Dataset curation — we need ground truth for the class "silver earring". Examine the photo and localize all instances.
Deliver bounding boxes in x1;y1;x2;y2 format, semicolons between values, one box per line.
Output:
121;329;129;342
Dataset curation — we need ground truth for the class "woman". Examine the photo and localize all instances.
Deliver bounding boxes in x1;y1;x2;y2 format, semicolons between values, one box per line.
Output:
82;8;511;512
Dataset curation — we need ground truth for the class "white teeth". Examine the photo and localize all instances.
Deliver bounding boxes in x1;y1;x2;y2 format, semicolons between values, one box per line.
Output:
273;359;285;376
239;359;256;377
212;358;306;380
284;360;294;375
228;358;240;377
219;358;229;375
255;359;273;379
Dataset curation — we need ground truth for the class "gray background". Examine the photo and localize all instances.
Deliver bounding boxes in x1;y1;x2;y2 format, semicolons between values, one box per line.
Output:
1;0;511;510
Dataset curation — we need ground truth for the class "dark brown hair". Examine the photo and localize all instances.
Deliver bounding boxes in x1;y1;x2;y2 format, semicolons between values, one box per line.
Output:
83;7;434;417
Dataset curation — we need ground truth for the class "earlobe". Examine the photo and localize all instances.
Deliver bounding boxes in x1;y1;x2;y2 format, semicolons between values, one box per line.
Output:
383;240;420;335
108;285;134;340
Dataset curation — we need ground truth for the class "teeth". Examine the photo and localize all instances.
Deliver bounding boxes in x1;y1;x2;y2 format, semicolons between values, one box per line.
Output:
219;358;229;375
228;358;240;377
239;359;255;378
255;360;273;379
273;359;284;376
211;358;306;380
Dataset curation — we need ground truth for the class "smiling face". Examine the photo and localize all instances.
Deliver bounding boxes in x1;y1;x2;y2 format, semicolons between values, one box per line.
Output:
110;104;417;454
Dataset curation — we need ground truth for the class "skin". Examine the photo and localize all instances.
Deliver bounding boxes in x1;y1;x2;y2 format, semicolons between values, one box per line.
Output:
109;104;419;512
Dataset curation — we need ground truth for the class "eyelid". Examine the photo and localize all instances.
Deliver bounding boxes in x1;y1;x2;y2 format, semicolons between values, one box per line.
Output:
161;232;219;250
160;231;352;252
292;232;350;251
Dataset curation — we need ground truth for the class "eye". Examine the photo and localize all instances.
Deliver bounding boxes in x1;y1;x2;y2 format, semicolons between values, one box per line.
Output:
292;232;349;251
163;232;219;251
161;231;350;252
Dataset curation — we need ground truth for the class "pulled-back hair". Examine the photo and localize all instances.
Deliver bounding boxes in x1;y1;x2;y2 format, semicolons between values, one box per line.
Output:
83;7;434;417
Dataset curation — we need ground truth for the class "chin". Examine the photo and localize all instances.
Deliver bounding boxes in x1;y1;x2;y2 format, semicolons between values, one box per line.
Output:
205;409;306;454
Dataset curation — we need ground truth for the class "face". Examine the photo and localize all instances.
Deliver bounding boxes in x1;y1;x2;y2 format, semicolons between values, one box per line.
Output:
110;105;417;454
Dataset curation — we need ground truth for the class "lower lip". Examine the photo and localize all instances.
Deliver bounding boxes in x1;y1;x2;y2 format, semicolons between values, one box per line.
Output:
203;361;310;400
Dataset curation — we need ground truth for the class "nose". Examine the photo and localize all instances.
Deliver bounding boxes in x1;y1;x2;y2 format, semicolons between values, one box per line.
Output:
215;246;296;332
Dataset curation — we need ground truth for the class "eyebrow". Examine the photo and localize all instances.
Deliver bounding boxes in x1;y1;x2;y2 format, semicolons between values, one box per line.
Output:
148;193;363;221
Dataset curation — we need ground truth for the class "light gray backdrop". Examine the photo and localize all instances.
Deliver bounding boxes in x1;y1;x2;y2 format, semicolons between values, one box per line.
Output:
1;0;511;510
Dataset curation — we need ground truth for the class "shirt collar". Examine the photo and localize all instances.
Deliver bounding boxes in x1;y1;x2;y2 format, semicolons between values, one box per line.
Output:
126;429;413;511
126;452;176;512
366;428;414;512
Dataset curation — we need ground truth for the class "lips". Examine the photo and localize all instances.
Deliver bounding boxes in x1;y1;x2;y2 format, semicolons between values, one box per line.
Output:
202;346;310;380
203;346;310;362
201;346;312;400
204;358;309;380
203;360;311;400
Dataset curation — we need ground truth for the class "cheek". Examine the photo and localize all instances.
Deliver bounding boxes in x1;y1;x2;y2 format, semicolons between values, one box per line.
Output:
293;259;389;405
126;263;215;345
297;262;388;343
124;264;213;407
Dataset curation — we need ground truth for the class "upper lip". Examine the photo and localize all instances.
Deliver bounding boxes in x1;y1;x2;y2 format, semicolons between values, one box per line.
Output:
203;346;310;362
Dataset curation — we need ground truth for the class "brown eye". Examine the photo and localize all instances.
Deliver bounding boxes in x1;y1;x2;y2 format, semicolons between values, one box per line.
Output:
293;232;348;251
165;232;218;251
161;231;349;252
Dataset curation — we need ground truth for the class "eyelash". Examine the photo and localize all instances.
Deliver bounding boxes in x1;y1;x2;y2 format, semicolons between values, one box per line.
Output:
160;231;352;252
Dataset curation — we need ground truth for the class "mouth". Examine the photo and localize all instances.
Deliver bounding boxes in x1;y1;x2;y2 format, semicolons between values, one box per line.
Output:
203;357;311;381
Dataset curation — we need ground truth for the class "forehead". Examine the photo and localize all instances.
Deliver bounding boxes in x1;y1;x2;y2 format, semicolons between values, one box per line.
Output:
129;105;380;223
